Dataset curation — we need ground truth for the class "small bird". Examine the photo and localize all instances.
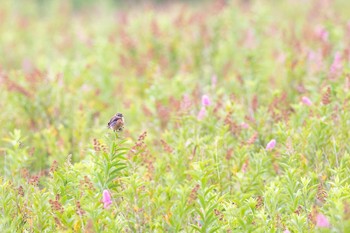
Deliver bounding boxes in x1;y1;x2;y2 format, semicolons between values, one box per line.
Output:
107;113;125;131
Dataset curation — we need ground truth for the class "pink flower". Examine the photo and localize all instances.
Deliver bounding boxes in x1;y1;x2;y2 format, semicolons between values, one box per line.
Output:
266;139;276;151
197;107;206;120
320;29;328;42
102;190;112;209
315;26;328;42
277;52;286;64
307;50;323;73
181;94;192;111
307;51;317;62
330;52;342;77
244;29;256;48
316;213;330;228
240;122;249;129
283;230;291;233
301;96;312;106
201;95;211;107
211;75;217;88
241;160;249;173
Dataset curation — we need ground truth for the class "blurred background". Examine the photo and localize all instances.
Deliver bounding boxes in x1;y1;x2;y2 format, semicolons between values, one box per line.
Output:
1;0;350;173
2;1;350;231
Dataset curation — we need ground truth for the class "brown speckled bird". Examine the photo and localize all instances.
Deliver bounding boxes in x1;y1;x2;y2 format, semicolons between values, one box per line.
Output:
107;113;125;131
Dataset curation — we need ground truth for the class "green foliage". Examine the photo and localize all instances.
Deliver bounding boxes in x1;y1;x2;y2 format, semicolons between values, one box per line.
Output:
1;0;350;232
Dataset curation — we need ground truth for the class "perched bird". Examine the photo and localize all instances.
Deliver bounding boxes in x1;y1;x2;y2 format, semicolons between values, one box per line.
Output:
107;113;125;131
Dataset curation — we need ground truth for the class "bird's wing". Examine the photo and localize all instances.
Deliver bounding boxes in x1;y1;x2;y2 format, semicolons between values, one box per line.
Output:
108;115;123;127
107;115;118;127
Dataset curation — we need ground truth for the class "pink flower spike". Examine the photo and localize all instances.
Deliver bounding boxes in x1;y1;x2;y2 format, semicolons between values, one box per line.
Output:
330;52;342;75
320;29;329;42
302;96;312;106
316;26;328;42
316;213;330;228
211;75;217;88
181;94;192;110
266;139;276;151
201;95;211;107
197;107;206;120
102;190;112;209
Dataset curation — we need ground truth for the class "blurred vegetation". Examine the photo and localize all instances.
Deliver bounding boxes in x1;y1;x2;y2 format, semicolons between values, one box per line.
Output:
1;0;350;232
